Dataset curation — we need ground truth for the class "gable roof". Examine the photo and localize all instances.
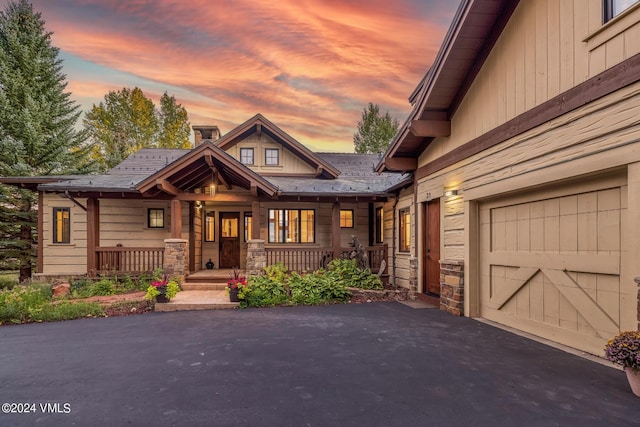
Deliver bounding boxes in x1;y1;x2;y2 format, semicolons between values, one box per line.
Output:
213;113;341;179
377;0;520;172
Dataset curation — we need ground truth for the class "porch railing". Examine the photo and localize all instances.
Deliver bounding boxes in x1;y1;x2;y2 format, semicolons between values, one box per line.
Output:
265;244;388;274
95;246;164;274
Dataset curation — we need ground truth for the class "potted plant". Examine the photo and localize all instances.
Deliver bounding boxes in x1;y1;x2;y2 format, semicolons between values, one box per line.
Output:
226;267;247;302
604;330;640;397
145;277;180;303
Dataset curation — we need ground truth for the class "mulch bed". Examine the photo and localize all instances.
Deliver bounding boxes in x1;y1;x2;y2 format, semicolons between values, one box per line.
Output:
348;286;410;304
58;291;153;317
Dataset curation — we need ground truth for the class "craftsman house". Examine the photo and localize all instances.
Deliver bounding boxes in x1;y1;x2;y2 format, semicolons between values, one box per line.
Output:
1;114;406;280
378;0;640;355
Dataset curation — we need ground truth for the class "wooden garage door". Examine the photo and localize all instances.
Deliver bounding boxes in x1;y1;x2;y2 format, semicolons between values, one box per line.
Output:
480;186;624;355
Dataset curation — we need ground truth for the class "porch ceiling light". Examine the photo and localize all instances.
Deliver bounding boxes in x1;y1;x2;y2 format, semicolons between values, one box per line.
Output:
443;188;458;197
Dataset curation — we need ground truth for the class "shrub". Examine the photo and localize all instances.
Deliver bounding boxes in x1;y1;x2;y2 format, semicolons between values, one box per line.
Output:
240;274;290;307
0;273;18;291
326;259;383;290
0;284;52;324
28;301;104;322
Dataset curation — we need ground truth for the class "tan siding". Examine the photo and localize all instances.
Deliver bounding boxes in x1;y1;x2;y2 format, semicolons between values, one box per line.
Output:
419;0;640;169
42;194;87;275
227;133;316;175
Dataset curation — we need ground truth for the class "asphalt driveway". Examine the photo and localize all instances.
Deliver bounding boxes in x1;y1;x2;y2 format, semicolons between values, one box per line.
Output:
1;302;639;426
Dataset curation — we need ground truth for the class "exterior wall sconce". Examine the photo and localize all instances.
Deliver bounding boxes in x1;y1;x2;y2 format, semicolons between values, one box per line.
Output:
443;189;459;197
195;200;202;209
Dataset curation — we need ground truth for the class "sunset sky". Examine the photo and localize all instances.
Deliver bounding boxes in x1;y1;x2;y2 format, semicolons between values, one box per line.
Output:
7;0;458;152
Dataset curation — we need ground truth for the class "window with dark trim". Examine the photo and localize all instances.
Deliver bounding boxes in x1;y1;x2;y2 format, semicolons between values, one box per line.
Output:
399;208;410;252
265;148;279;165
375;207;384;244
53;207;70;243
244;212;253;242
340;209;354;228
148;208;164;229
604;0;640;22
268;209;314;243
204;211;215;242
240;148;254;165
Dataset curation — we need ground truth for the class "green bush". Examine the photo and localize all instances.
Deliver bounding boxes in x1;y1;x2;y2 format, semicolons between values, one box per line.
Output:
326;259;383;290
240;274;290;307
0;273;18;291
0;284;52;324
28;301;103;322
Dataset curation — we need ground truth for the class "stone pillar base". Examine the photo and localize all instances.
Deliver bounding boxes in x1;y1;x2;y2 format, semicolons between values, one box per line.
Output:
408;257;418;294
246;239;266;277
440;260;464;316
164;239;188;277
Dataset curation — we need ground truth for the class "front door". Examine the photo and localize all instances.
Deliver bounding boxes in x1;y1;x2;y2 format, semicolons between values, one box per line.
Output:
423;199;440;295
219;212;240;268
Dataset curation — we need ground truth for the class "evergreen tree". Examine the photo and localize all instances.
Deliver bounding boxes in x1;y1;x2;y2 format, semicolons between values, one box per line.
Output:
0;0;91;281
353;103;400;154
85;88;191;172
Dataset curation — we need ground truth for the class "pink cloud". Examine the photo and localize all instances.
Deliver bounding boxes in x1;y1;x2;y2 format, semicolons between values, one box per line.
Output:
28;0;455;151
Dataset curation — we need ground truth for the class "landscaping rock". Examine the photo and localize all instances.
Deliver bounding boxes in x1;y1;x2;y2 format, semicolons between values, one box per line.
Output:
52;281;70;298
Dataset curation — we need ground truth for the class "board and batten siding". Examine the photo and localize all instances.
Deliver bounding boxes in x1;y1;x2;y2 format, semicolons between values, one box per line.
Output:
391;189;414;289
420;0;640;166
226;133;316;175
41;193;87;275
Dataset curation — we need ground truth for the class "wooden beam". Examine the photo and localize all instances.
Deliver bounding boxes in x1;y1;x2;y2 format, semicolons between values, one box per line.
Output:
86;198;99;275
332;202;341;260
256;123;262;137
170;199;182;238
252;201;260;240
177;192;257;202
204;155;232;190
250;183;258;197
410;119;451;137
384;157;418;171
156;179;180;196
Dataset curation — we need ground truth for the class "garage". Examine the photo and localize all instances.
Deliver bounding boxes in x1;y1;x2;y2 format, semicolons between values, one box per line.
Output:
479;178;629;355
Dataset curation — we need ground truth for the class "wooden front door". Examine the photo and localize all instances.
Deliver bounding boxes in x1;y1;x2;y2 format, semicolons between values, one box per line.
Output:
219;212;240;268
424;199;440;295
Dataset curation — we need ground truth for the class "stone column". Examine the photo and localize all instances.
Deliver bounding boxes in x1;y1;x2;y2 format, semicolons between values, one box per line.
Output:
409;257;418;294
635;277;640;330
246;239;266;276
164;238;188;280
440;260;464;316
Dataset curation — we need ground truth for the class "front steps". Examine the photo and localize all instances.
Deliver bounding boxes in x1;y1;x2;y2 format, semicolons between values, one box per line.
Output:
155;269;240;311
155;290;239;311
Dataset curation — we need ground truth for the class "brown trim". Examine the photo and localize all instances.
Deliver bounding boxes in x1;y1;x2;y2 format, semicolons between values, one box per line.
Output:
37;191;43;274
188;202;195;272
332;202;341;259
251;201;261;240
417;52;640;180
171;200;182;238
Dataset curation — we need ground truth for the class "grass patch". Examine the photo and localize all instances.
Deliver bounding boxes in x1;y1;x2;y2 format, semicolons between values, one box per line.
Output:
28;301;104;322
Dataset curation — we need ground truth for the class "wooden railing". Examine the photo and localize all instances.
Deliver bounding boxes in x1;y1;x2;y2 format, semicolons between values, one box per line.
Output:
265;244;388;274
95;246;164;274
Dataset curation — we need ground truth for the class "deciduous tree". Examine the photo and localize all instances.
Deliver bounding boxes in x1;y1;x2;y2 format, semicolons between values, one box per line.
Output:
353;103;399;154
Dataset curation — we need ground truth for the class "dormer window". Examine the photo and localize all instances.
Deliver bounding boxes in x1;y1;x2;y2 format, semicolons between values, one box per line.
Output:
265;148;279;166
604;0;640;22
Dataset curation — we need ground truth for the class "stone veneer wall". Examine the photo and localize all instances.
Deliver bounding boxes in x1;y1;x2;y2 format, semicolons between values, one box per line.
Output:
636;277;640;329
246;239;266;276
164;239;188;280
440;260;464;316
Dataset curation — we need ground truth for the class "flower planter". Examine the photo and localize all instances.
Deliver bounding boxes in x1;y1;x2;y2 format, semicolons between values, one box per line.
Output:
625;368;640;397
156;286;169;303
229;287;240;302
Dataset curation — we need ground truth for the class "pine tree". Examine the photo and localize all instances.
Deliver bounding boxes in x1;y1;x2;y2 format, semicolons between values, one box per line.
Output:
353;103;400;154
0;0;91;281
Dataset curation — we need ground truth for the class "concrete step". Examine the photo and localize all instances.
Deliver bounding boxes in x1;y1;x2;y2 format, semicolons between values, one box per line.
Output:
184;277;229;284
181;282;227;291
154;290;239;312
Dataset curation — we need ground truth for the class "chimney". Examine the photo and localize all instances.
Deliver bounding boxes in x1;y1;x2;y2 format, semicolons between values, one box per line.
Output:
193;125;221;146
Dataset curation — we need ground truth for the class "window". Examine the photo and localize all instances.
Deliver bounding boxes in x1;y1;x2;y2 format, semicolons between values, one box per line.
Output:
53;207;70;243
244;212;253;242
375;207;384;244
148;208;164;229
604;0;640;22
265;148;279;165
399;209;410;252
240;148;254;165
268;209;314;243
221;215;238;238
340;209;354;228
204;211;215;242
